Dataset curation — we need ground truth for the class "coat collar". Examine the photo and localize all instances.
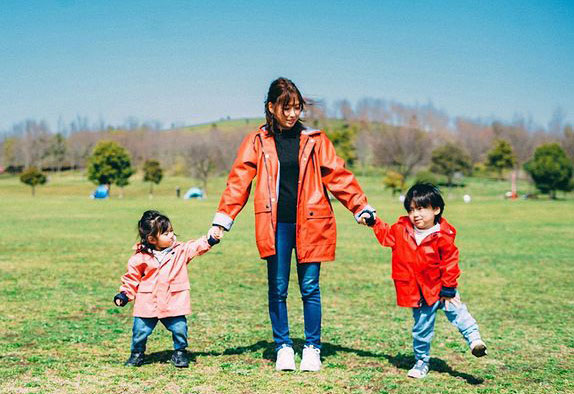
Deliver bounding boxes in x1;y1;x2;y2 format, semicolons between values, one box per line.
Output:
397;216;456;244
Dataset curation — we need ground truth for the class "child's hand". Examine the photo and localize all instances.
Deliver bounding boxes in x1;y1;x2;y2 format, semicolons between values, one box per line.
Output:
358;208;377;226
114;292;129;307
208;226;224;240
440;293;461;309
207;226;223;246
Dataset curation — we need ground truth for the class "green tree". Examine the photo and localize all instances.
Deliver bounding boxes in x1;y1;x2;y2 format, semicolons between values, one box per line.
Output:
524;143;573;199
430;143;472;186
383;170;405;196
87;141;134;196
49;133;67;172
20;167;47;196
486;139;516;179
143;159;163;197
325;123;357;166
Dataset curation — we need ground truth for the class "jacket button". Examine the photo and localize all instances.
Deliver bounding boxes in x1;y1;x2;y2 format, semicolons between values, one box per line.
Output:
266;205;269;209
310;212;314;216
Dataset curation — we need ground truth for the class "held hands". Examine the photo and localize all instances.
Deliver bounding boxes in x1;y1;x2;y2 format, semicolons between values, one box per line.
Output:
358;208;377;226
207;225;224;246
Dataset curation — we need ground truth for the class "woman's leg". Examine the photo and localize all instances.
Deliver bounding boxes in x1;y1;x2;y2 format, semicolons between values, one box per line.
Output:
266;222;296;350
297;262;321;348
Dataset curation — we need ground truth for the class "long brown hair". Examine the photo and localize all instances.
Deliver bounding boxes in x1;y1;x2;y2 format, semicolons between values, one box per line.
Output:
264;77;306;135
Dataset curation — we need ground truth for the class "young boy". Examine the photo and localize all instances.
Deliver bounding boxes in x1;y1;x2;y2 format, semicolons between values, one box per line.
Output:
366;183;487;378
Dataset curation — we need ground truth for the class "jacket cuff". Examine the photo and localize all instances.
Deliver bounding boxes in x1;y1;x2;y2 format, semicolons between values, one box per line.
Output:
207;235;220;246
355;204;376;223
439;287;457;298
212;212;233;231
114;292;129;305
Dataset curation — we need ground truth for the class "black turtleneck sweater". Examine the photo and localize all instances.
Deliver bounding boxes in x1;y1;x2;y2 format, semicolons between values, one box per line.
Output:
273;124;301;223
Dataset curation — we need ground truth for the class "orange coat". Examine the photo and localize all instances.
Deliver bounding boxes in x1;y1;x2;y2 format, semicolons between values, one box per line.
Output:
372;216;460;307
213;125;373;263
119;237;211;318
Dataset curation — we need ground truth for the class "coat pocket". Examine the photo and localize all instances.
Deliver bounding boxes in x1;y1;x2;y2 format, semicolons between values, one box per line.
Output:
137;283;154;293
305;204;333;219
254;199;272;214
169;281;190;293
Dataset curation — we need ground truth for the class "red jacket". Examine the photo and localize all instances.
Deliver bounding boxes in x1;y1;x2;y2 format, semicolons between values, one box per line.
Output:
372;216;460;307
213;125;373;263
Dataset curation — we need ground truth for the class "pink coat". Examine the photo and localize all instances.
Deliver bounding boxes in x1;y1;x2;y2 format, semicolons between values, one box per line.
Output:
119;237;211;318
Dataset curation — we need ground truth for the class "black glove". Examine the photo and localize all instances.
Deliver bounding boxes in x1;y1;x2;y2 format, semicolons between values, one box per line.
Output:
358;209;376;226
208;235;220;246
114;292;129;307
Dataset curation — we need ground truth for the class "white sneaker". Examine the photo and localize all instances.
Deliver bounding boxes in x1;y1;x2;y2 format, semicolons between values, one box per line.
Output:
300;345;321;372
407;360;429;379
275;346;295;371
470;339;488;357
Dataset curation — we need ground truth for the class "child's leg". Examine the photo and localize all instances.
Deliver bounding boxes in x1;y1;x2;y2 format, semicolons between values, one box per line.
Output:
131;317;159;353
412;301;440;363
441;293;481;346
161;316;188;351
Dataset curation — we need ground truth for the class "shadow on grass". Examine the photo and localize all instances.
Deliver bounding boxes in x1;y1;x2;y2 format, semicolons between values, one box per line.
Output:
146;341;483;385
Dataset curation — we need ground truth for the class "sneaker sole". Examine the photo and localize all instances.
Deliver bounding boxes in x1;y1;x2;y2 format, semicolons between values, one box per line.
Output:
471;344;487;357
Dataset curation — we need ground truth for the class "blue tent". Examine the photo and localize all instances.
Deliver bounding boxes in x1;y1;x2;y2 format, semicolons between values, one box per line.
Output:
91;185;109;199
183;187;204;200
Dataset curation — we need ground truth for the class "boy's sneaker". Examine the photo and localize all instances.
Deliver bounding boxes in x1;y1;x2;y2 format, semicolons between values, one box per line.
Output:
300;345;321;372
275;345;295;371
171;349;189;368
470;339;488;357
125;352;144;367
407;360;429;379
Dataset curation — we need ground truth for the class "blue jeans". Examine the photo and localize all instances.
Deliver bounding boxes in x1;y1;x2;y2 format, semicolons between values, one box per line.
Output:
412;294;481;362
266;222;322;351
130;315;188;353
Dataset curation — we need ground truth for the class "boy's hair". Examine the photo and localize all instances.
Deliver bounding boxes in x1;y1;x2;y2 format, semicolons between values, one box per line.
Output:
403;183;445;224
137;210;172;254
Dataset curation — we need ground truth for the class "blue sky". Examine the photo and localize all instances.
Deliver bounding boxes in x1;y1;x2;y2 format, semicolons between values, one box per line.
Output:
0;0;572;131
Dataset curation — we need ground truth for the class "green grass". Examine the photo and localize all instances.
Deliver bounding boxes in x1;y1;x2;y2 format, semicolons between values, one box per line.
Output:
1;173;573;393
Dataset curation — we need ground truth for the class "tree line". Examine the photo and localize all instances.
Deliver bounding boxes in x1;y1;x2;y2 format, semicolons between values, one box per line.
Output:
2;99;574;198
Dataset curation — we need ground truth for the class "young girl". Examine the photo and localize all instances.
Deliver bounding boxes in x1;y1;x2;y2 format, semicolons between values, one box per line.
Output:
114;210;221;368
365;183;487;378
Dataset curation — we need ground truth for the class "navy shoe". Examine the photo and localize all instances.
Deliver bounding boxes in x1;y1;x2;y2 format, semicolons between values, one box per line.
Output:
125;352;144;367
171;349;189;368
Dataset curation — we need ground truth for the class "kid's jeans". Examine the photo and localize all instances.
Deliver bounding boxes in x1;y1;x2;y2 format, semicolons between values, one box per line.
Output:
412;295;481;362
131;315;188;352
266;222;322;351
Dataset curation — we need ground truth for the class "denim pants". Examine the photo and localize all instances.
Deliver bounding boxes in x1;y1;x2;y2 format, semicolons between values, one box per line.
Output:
266;222;322;351
412;295;481;362
130;315;188;352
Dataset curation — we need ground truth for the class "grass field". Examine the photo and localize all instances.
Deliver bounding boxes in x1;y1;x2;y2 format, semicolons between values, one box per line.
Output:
0;173;573;393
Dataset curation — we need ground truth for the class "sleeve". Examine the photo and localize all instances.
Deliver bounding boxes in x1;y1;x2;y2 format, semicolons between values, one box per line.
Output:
372;218;396;248
318;133;374;221
182;236;212;263
212;133;258;231
438;235;461;289
119;255;145;301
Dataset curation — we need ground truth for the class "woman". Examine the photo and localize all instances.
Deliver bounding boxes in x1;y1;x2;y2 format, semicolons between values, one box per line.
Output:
211;78;376;371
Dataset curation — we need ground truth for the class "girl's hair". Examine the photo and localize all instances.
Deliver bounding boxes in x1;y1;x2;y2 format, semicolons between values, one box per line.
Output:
137;210;172;254
403;183;445;224
264;77;306;135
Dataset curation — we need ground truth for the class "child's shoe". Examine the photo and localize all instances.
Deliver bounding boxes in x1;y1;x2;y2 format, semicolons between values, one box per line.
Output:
470;339;488;357
407;360;429;379
125;351;144;367
275;345;295;371
300;345;321;372
171;349;190;368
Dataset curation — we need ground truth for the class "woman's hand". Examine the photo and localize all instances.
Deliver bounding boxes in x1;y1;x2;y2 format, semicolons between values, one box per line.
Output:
358;208;377;226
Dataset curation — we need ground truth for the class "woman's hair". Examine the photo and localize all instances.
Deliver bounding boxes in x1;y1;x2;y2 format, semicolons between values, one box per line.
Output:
264;77;306;135
403;183;445;224
137;210;172;254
